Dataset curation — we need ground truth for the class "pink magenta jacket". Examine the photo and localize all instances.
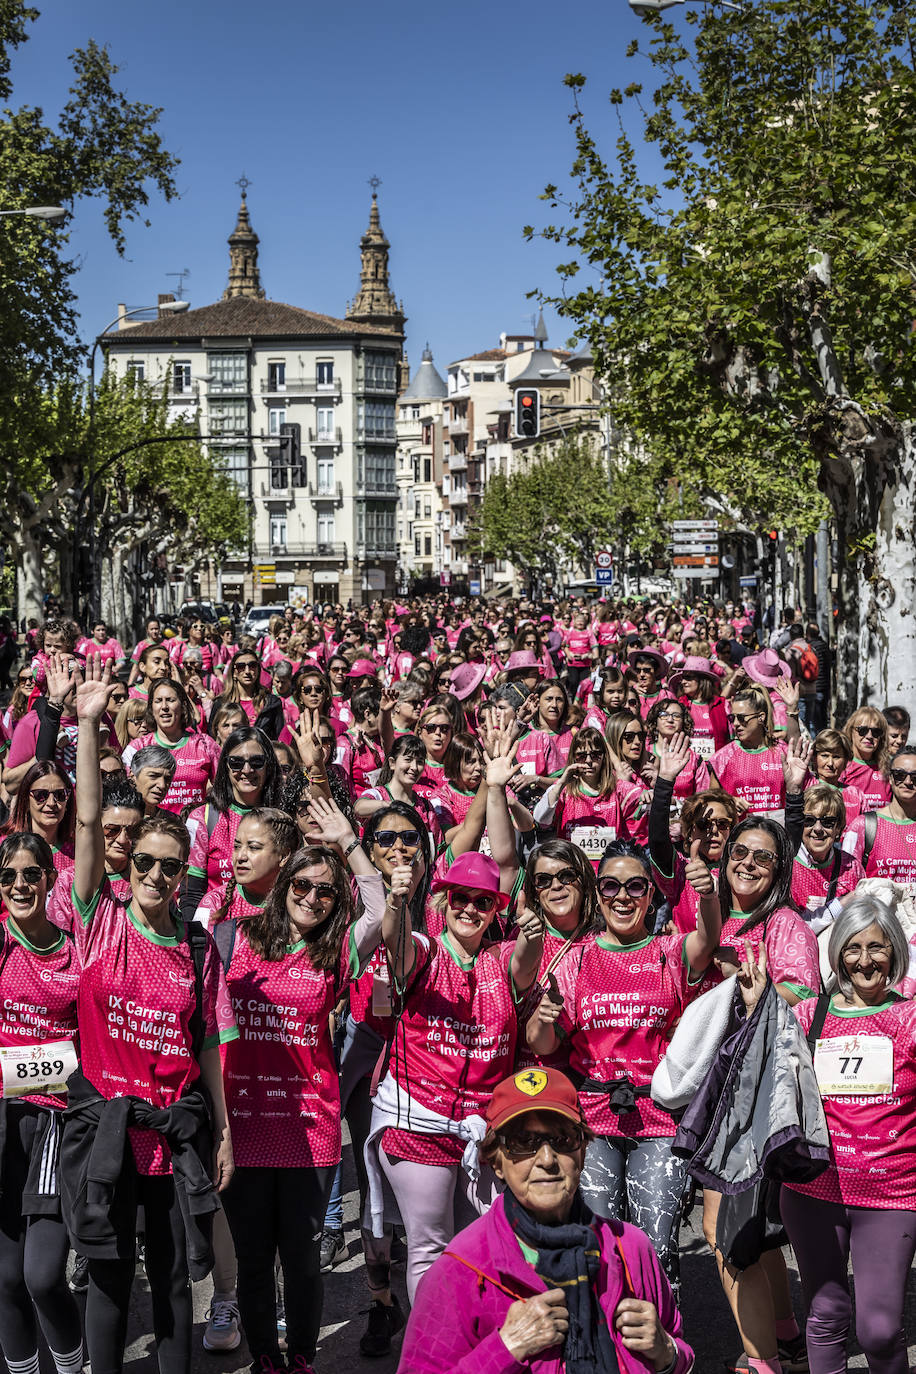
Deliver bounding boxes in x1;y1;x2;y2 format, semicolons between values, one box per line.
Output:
397;1192;694;1374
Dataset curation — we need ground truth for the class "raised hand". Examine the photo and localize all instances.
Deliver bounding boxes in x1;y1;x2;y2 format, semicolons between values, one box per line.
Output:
379;685;398;715
305;794;356;848
658;731;692;782
485;731;524;789
44;650;81;708
388;859;413;907
684;835;715;895
782;732;812;791
774;675;800;709
294;708;326;770
74;655;114;721
513;890;545;947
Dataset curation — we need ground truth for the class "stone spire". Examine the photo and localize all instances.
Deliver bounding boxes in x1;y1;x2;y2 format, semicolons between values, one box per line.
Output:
223;181;265;300
346;185;405;335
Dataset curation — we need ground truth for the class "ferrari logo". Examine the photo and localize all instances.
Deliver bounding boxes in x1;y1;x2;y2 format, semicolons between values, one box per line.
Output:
515;1070;548;1097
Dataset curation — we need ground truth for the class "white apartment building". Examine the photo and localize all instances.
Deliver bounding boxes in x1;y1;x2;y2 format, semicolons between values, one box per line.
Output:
99;189;405;607
396;347;448;589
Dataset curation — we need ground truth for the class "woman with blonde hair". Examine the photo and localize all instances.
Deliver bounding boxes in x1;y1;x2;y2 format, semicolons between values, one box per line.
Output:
841;705;892;810
533;727;626;868
113;698;148;752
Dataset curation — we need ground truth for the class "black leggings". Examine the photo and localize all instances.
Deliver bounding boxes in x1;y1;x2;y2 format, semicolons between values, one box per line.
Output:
85;1174;192;1374
0;1104;81;1363
223;1164;336;1367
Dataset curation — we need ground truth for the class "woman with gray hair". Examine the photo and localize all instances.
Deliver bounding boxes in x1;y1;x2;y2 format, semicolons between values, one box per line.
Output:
769;891;916;1373
129;744;177;817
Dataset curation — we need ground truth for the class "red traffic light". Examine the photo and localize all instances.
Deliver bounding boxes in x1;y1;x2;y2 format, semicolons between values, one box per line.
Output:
521;395;533;406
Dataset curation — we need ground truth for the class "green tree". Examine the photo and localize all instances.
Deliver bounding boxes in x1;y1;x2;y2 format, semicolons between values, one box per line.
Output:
0;3;179;620
529;0;916;715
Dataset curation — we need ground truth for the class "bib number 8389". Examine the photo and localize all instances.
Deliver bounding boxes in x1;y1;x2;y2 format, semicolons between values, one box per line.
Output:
15;1059;65;1080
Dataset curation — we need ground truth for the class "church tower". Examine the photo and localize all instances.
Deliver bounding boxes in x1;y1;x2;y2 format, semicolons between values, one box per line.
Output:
346;185;405;337
223;183;265;300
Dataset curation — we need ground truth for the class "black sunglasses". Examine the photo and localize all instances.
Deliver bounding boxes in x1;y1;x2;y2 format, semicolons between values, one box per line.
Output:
532;867;581;892
597;875;650;900
374;829;421;849
290;876;337;902
0;865;48;887
498;1128;585;1160
227;754;267;773
131;852;184;879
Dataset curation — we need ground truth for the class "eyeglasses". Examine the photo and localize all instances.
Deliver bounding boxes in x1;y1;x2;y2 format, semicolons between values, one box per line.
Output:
30;788;68;805
597;875;650;900
289;876;337;902
131;852;184;879
447;888;500;916
842;942;892;963
0;866;48;887
855;725;881;738
227;754;267;773
103;823;141;841
657;711;685;723
891;768;916;786
620;730;645;744
532;867;581;892
497;1128;585;1160
729;842;777;867
234;661;259;672
699;817;732;833
421;722;451;734
802;815;839;830
17;675;32;686
374;829;421;850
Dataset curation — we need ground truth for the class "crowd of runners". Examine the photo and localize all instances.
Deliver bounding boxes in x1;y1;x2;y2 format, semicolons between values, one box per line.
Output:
0;593;913;1374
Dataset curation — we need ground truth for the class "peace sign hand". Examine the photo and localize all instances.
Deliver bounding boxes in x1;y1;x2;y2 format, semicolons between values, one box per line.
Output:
737;939;767;1012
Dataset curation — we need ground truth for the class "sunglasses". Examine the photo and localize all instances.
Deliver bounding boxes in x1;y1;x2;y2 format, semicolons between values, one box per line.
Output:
699;817;732;833
573;748;603;761
290;875;337;902
498;1128;585;1160
0;865;48;887
597;875;650;900
802;815;839;830
103;822;141;840
17;676;32;686
131;852;184;879
234;660;259;672
732;713;763;726
620;730;645;744
421;722;451;734
30;788;69;805
447;888;500;916
891;768;916;785
227;754;267;773
374;829;421;849
729;842;777;867
532;866;581;892
855;725;881;738
300;684;325;695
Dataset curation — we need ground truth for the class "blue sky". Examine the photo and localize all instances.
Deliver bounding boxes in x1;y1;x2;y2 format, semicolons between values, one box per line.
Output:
10;0;656;372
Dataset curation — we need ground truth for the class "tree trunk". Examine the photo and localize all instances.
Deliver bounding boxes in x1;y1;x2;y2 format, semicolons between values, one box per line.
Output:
16;529;45;626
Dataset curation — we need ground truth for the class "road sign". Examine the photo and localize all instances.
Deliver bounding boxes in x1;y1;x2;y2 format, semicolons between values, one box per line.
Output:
595;569;614;586
740;575;759;586
596;550;613;570
469;579;481;596
672;540;718;554
440;571;451;586
672;519;719;531
254;563;276;586
674;567;716;579
674;554;719;567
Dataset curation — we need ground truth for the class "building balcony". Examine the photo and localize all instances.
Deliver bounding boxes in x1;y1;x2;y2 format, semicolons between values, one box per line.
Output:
260;378;341;399
356;543;398;560
308;427;343;448
358;482;398;499
447;415;468;436
449;488;469;506
451;522;467;540
259;479;300;501
357;427;397;444
168;383;203;403
265;541;347;560
308;481;343;505
447;452;467;472
207;381;249;396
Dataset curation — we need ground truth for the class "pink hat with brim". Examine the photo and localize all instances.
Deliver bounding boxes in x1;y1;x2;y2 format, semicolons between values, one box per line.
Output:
504;649;546;676
431;851;511;910
742;648;791;684
346;658;379;679
668;655;718;695
627;646;670;678
450;661;487;700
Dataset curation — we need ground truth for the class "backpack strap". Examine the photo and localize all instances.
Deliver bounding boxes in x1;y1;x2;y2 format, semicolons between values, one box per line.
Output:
861;810;878;870
214;917;237;976
805;988;832;1056
206;803;221;839
825;846;843;906
184;920;210;1061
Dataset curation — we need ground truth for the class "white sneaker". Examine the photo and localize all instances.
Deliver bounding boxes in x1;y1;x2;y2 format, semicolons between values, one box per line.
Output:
203;1298;242;1352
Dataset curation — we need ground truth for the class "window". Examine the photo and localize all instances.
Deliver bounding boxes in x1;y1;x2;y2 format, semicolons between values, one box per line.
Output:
411;405;421;420
173;362;191;393
358;401;396;439
317;512;336;545
268;408;287;436
270;516;287;549
209;398;247;436
316;406;335;438
422;423;432;444
414;497;421;518
365;449;395;491
424;536;432;556
208;352;247;393
365;503;396;550
316;458;335;494
423;457;432;482
316;360;334;387
270;445;288;489
126;361;145;382
424;503;432;519
415;535;421;556
213;446;248;491
413;457;420;483
364;352;397;390
268;362;286;392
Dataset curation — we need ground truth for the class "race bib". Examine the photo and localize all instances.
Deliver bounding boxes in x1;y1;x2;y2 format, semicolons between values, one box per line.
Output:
814;1034;893;1096
334;745;347;766
691;736;715;760
371;972;392;1018
762;808;785;828
365;768;382;789
519;762;536;777
570;826;616;861
1;1039;78;1098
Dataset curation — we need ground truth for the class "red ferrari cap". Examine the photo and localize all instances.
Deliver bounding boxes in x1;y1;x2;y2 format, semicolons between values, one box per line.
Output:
486;1068;584;1133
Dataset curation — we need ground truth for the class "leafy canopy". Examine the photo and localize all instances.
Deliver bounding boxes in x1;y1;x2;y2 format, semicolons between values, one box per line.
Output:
528;0;916;536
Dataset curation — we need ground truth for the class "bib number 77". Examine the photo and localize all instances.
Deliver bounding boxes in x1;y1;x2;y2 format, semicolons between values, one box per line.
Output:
814;1034;893;1096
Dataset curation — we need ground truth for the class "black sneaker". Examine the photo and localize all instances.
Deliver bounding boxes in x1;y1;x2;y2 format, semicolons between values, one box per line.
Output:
778;1334;809;1372
319;1227;346;1271
359;1296;405;1358
389;1232;407;1265
68;1254;89;1293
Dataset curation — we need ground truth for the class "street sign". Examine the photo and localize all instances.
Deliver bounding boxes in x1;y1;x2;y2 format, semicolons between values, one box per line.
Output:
440;571;451;586
740;575;759;586
255;563;276;587
674;567;716;579
674;554;719;567
596;550;613;570
469;579;481;596
595;569;614;586
673;541;718;554
672;519;719;531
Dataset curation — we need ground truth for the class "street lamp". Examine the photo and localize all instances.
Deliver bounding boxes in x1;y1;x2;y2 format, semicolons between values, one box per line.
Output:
0;206;67;221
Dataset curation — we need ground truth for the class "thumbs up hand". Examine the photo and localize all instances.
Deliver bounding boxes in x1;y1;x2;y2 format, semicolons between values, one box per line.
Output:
684;835;715;896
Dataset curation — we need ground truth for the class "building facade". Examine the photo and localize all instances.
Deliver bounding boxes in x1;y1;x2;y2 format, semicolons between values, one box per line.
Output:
396;347;448;589
99;190;404;607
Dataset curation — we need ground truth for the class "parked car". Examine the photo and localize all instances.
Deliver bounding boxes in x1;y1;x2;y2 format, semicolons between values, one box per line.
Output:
178;600;217;623
242;605;278;638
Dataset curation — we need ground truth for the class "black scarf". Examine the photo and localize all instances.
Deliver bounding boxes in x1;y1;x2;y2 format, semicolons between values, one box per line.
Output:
503;1189;620;1374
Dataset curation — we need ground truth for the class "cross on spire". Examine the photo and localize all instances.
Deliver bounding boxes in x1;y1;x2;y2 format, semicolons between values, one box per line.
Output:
368;175;382;195
236;173;251;197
